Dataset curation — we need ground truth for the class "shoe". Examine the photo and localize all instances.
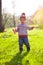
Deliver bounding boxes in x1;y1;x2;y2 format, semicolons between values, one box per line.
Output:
27;47;30;52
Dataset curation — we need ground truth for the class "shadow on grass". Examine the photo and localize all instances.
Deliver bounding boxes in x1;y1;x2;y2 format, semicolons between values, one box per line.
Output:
5;52;29;65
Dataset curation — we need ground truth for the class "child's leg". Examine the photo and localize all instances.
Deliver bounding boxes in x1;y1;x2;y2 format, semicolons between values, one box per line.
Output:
26;42;30;51
19;38;23;52
23;37;30;52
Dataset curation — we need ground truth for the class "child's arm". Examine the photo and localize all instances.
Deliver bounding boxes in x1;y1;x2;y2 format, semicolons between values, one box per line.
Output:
12;28;16;34
12;27;19;34
27;26;34;30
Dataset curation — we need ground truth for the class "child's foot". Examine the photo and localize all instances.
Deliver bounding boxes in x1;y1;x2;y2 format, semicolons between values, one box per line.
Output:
27;48;30;52
27;50;30;52
19;51;22;54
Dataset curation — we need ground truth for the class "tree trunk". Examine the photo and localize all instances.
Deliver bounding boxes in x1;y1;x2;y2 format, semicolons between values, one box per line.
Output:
0;0;4;32
13;15;16;27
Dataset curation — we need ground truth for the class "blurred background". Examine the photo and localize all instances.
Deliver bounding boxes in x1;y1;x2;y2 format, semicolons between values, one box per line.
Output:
0;0;43;32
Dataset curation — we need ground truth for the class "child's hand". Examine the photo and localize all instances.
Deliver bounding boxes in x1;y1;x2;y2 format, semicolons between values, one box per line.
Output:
31;27;34;29
32;27;34;29
12;29;16;34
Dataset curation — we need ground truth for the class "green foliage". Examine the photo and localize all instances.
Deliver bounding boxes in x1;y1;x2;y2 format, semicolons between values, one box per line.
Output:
0;29;43;65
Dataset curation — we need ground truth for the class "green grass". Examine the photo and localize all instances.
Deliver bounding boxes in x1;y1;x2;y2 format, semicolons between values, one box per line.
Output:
0;28;43;65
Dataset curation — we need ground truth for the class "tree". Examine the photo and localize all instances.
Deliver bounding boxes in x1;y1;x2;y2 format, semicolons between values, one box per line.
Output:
33;8;43;29
13;15;16;27
2;12;14;28
12;0;16;27
0;0;4;32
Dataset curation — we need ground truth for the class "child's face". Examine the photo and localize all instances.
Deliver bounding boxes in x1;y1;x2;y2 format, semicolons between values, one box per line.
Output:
20;18;26;24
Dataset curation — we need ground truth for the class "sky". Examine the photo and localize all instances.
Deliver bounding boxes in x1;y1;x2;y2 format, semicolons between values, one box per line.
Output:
2;0;43;16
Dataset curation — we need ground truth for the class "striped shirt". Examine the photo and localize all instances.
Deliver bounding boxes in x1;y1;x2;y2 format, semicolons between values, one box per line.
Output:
15;22;32;37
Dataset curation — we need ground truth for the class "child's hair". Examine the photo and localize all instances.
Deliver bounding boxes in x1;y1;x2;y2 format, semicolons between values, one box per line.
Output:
20;13;26;20
22;13;25;15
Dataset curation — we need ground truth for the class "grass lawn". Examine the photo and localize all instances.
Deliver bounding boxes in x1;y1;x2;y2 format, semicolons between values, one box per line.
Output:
0;28;43;65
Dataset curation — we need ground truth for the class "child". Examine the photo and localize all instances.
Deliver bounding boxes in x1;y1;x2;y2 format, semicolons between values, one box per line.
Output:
13;13;34;53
